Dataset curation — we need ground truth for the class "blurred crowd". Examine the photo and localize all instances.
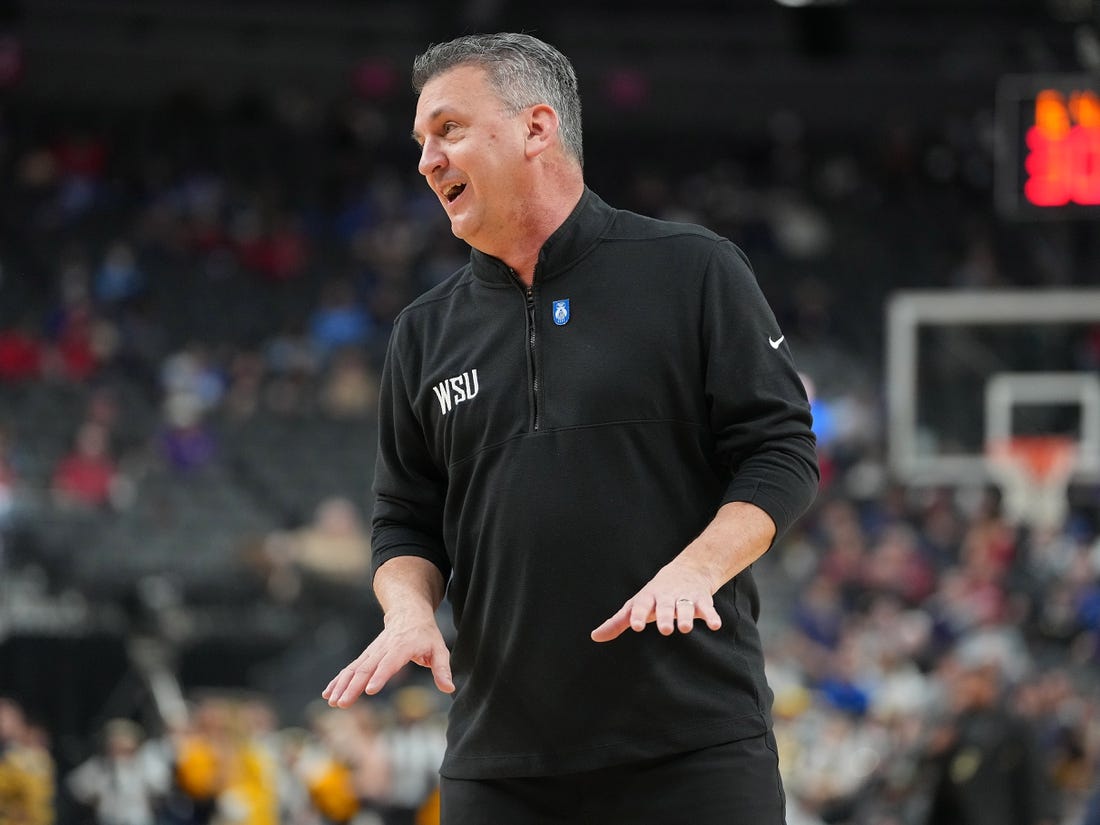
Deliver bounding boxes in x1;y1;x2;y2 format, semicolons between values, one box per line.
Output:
1;54;1099;825
1;688;446;825
769;481;1100;824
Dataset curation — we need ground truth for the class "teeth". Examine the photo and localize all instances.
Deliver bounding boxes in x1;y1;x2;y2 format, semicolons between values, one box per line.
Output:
444;183;466;202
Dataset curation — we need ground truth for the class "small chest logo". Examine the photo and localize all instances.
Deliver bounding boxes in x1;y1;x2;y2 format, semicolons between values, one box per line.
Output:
432;369;480;415
552;299;571;326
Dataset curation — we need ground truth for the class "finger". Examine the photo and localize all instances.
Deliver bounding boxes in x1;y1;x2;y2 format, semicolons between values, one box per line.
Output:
699;601;722;631
429;643;455;694
591;603;633;642
628;595;656;633
676;599;696;633
363;649;407;696
655;597;677;636
321;674;340;700
324;664;360;704
323;649;376;702
331;665;375;708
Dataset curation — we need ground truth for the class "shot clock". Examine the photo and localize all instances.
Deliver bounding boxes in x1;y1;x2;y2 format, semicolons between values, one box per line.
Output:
996;74;1100;219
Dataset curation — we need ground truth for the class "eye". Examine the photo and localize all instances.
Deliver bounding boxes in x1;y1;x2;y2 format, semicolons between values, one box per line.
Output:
442;121;459;136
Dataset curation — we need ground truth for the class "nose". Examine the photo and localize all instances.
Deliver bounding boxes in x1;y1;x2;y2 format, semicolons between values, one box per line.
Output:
418;137;446;178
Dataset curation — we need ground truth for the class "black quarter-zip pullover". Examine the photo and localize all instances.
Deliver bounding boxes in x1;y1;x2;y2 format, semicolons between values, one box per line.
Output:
371;188;819;779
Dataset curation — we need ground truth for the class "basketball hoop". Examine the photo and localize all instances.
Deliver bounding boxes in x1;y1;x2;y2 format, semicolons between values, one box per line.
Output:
985;435;1077;531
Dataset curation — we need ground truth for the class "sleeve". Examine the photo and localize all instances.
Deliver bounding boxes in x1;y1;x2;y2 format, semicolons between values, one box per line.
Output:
701;239;819;540
370;318;452;584
65;758;103;805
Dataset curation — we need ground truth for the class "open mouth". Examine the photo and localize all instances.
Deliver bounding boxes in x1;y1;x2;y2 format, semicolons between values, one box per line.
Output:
443;182;466;203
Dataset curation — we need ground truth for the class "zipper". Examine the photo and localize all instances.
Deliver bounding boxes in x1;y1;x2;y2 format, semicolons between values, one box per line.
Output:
524;283;541;431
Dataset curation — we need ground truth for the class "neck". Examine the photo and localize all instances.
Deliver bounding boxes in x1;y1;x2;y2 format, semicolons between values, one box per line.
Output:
497;169;585;287
508;254;540;289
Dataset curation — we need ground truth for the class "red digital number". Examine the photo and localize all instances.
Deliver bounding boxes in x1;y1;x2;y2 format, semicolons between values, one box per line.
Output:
1024;126;1070;206
1066;124;1100;205
1023;90;1100;207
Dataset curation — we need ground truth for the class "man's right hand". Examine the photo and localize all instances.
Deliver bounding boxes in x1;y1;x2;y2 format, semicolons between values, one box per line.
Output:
323;556;454;707
322;613;454;707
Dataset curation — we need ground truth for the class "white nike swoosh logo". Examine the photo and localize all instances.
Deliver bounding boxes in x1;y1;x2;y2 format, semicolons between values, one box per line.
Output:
769;335;785;349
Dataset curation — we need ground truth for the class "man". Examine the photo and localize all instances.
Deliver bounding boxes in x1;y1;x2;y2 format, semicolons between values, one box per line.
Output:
923;651;1057;825
324;32;818;824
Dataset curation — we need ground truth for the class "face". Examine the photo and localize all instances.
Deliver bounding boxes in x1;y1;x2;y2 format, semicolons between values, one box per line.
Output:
413;65;533;255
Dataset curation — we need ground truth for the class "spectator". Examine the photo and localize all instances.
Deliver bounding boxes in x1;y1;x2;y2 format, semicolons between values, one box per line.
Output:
305;705;389;824
923;649;1058;825
50;129;107;222
51;421;119;509
260;213;309;282
293;716;361;824
0;316;45;383
259;496;373;615
308;278;373;363
381;686;446;825
50;298;110;382
233;207;309;282
0;423;21;528
263;322;319;416
160;345;226;414
319;346;377;420
93;241;146;308
0;697;55;825
864;524;937;605
67;718;169;825
157;393;217;475
792;573;846;653
221;348;267;421
169;696;278;825
42;256;118;382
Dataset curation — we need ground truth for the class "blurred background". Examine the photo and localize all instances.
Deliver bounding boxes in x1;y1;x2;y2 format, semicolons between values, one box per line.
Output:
0;0;1099;823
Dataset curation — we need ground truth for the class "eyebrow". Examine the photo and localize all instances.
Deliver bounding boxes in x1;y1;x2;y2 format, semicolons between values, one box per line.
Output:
411;107;451;144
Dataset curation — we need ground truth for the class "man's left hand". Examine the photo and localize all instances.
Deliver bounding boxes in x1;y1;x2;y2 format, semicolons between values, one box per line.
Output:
590;561;722;642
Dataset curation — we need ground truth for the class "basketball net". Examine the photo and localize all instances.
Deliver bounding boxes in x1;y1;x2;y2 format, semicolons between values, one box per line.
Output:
985;436;1076;531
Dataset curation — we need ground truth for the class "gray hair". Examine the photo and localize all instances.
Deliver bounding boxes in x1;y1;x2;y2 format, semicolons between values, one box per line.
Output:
412;32;584;168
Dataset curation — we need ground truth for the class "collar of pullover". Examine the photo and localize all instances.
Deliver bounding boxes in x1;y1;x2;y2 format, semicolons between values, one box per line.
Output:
469;187;614;286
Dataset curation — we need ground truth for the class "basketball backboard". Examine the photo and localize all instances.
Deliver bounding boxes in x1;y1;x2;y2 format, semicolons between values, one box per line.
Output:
886;288;1100;487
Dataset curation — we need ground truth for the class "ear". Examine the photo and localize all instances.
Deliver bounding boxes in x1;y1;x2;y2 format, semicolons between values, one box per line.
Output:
524;104;560;159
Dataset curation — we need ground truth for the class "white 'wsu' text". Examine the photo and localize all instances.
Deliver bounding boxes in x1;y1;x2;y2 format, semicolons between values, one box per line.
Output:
432;369;480;415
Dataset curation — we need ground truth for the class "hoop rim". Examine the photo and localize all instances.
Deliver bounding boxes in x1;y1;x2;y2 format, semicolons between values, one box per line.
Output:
984;434;1078;483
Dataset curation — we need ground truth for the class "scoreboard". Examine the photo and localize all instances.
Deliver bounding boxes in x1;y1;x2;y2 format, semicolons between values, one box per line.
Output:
996;74;1100;219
